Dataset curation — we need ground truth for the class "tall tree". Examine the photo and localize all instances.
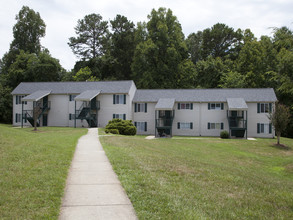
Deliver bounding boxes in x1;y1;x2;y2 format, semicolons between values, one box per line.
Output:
68;14;109;59
132;8;194;89
187;23;243;63
109;15;136;79
1;6;46;75
6;50;62;88
11;6;46;54
268;102;290;145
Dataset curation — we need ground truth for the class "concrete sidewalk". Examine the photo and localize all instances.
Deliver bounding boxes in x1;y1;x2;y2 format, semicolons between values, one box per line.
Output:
59;128;137;220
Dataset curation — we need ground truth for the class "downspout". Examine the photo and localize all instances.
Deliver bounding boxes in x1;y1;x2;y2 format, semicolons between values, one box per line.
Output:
246;110;248;139
21;101;23;128
199;102;201;136
74;101;76;128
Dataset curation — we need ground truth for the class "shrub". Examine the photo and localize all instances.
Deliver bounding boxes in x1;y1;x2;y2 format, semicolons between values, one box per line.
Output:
105;119;136;135
105;128;119;134
123;126;137;136
220;130;229;139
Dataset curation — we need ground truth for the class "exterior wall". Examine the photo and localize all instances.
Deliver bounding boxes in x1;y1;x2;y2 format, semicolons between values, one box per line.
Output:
173;103;199;136
12;95;33;127
48;95;69;127
97;94;132;127
133;102;156;135
199;103;228;136
247;102;274;138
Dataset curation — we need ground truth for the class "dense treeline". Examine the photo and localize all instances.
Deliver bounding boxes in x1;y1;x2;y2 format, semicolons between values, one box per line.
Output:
0;6;292;137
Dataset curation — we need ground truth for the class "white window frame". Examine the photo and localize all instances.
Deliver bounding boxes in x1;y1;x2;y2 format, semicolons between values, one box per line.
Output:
259;123;270;134
137;103;145;112
16;95;27;105
210;103;221;110
180;122;192;130
114;114;124;119
260;103;270;113
115;94;124;104
180;103;191;110
136;122;146;132
209;123;222;130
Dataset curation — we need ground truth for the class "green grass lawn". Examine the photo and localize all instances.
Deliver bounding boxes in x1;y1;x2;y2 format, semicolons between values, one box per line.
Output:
99;130;293;219
0;124;86;219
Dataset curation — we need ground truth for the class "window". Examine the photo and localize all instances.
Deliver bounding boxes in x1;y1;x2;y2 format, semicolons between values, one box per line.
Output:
208;103;224;110
135;122;147;132
15;95;27;105
134;103;147;112
178;103;193;110
113;114;126;120
177;122;193;130
69;95;77;101
69;114;75;120
257;103;272;113
208;122;224;130
15;113;21;123
113;94;126;104
257;123;272;134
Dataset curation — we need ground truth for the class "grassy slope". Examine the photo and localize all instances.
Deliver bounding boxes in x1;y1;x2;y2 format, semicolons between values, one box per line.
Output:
100;132;293;219
0;124;86;219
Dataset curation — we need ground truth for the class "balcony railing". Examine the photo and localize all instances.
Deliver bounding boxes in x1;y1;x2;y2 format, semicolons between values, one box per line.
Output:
156;118;173;127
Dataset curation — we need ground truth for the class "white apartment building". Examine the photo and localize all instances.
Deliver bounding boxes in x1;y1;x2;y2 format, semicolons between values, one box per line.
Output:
11;80;277;138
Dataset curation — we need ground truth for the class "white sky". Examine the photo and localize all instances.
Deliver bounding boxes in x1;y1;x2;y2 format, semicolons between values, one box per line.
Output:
1;0;292;70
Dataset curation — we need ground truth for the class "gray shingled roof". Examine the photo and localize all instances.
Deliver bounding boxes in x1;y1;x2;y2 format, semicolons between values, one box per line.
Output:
22;90;51;101
75;90;101;101
155;98;175;110
133;88;277;102
11;81;134;95
227;98;248;110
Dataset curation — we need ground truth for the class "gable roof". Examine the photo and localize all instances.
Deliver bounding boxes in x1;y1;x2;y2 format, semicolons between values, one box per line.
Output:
227;98;248;110
22;90;51;102
74;90;101;101
155;98;175;110
11;81;134;95
133;88;277;102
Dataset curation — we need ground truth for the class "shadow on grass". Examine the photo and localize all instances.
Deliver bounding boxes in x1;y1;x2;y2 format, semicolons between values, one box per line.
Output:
272;143;291;150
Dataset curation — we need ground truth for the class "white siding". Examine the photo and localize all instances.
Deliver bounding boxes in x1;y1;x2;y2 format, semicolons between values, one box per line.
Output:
247;102;274;138
133;102;156;135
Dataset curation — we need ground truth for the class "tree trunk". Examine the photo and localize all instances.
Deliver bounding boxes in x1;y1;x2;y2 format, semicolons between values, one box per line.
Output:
277;132;281;145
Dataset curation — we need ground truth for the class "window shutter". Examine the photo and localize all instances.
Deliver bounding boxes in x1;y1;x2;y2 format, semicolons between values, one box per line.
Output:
257;103;260;113
123;114;126;120
190;122;193;129
221;103;224;110
145;103;147;113
208;123;210;129
123;94;126;104
69;114;71;120
269;123;272;134
113;95;116;104
191;103;193;110
134;103;137;112
145;122;147;131
113;114;115;119
177;122;180;129
178;103;180;110
221;123;224;130
257;123;260;133
208;103;210;110
134;122;137;127
269;103;272;112
15;113;17;123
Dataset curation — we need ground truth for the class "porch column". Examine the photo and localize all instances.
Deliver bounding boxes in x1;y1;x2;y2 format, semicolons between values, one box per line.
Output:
74;101;76;128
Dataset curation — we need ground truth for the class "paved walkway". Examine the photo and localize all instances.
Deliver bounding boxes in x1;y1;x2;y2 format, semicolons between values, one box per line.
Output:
59;128;137;220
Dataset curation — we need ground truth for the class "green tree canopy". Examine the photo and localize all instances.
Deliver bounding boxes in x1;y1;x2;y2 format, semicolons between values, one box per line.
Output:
68;14;109;59
109;15;136;80
131;7;194;89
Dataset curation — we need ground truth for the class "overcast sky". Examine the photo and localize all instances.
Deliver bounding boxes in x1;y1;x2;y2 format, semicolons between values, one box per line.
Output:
1;0;292;70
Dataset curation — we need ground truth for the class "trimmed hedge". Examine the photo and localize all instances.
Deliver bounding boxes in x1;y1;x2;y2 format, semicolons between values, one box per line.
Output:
105;119;137;136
